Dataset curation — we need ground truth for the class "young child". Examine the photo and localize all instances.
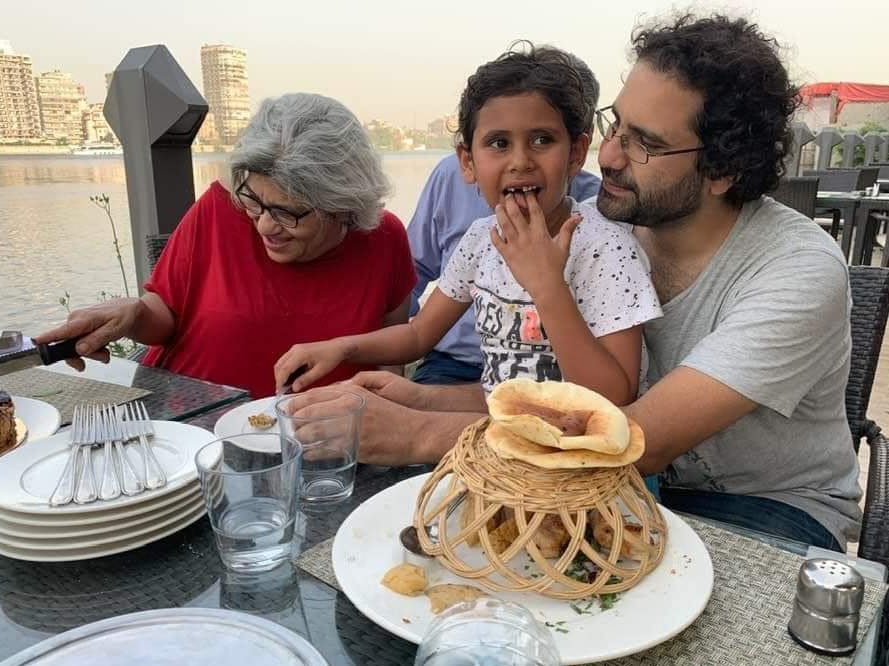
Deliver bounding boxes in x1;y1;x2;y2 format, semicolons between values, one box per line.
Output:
274;45;661;406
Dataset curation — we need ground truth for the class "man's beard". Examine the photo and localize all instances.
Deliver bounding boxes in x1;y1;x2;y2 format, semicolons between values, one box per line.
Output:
596;166;704;227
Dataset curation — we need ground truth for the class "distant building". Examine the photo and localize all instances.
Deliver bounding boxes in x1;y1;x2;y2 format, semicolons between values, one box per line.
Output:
82;102;117;144
426;114;456;138
0;41;41;141
200;44;249;145
35;70;87;143
196;110;219;146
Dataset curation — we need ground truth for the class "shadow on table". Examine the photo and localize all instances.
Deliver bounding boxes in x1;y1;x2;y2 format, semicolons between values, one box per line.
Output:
0;518;221;633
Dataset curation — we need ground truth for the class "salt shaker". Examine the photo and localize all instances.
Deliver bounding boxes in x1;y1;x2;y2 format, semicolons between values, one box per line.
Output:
788;558;865;656
415;598;560;666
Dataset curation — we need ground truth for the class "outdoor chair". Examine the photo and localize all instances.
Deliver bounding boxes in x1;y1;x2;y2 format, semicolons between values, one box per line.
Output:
848;265;889;565
128;233;171;362
146;233;171;274
771;176;819;219
805;169;869;239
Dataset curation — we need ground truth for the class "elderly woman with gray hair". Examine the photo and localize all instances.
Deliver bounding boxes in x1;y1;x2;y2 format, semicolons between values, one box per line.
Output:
36;93;417;398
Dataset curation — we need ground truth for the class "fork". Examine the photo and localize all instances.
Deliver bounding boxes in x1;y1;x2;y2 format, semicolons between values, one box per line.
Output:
71;406;101;504
96;405;122;501
108;405;144;496
49;405;87;506
127;402;166;489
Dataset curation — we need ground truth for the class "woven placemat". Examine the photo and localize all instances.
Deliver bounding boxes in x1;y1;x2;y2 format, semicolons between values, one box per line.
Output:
296;518;886;665
1;368;152;425
297;537;337;589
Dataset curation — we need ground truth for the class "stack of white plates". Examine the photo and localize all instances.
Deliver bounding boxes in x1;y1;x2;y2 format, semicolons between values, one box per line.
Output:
0;421;217;562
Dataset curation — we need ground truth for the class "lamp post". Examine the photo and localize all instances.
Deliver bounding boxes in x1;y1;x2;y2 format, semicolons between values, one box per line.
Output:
104;45;208;291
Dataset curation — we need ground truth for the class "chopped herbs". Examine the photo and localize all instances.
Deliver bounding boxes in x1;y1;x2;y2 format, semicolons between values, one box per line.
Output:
599;593;619;610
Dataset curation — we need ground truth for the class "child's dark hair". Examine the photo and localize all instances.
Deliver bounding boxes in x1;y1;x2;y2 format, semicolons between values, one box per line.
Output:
457;41;591;149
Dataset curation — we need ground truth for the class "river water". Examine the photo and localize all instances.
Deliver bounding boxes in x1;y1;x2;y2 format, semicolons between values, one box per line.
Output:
0;151;453;334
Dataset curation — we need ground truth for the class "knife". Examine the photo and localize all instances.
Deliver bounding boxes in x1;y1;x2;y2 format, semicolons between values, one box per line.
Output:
0;332;85;376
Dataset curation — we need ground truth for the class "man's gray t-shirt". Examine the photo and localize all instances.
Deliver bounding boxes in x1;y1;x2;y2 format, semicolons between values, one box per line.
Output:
643;196;862;544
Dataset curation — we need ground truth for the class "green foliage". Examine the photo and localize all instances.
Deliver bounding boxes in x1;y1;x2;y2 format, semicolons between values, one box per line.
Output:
831;123;889;166
57;195;141;359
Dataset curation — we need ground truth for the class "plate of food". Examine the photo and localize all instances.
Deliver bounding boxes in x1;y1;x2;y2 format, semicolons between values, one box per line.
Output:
214;397;280;439
332;379;714;664
1;392;61;455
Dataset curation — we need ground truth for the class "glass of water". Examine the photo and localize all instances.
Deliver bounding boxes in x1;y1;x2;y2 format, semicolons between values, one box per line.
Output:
195;433;302;573
276;389;364;506
414;598;560;666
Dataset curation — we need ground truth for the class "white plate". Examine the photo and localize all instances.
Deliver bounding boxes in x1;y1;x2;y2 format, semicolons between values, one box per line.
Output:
11;396;61;443
0;495;205;546
214;397;279;438
1;608;329;665
0;421;215;515
0;502;207;562
0;481;200;527
332;474;714;665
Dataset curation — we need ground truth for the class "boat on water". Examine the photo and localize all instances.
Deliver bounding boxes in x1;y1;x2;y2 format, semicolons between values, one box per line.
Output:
70;143;123;156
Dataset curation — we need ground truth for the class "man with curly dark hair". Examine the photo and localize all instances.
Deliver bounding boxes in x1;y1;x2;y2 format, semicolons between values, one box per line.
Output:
596;14;860;550
336;14;860;552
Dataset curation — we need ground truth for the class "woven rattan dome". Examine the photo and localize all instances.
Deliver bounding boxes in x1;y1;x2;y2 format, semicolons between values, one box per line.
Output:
415;418;667;600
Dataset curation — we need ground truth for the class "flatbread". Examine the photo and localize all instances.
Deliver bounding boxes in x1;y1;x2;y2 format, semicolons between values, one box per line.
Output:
485;420;644;469
487;379;630;455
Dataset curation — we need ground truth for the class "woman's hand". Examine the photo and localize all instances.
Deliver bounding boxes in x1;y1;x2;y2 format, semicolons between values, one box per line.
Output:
490;192;581;299
274;340;349;393
33;298;144;371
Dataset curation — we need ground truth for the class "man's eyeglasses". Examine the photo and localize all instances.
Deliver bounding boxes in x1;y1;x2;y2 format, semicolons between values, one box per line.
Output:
235;185;314;228
595;106;705;165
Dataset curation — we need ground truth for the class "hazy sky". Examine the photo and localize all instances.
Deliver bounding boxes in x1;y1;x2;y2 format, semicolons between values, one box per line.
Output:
5;0;888;128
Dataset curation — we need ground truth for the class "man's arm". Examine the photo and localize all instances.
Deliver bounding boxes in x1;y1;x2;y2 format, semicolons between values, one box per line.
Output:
625;367;757;474
349;370;487;412
407;159;451;315
628;246;849;474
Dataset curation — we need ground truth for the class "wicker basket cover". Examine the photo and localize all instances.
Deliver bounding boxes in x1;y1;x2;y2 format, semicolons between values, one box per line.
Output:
414;418;667;600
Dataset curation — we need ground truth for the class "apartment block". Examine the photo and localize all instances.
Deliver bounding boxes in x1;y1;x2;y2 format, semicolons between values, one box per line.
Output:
35;70;87;143
82;102;117;144
0;42;41;141
200;44;249;145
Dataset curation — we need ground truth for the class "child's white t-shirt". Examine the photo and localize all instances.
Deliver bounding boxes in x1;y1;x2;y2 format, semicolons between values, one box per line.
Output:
437;198;663;393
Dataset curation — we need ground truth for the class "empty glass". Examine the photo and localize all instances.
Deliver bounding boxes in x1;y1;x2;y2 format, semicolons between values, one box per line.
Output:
415;598;560;666
276;389;364;506
195;433;302;573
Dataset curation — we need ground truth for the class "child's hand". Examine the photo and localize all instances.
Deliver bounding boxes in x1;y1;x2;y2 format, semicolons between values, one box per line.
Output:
490;192;582;299
274;340;348;393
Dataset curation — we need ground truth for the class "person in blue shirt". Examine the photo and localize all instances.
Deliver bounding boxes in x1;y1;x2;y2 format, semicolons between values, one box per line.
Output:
407;47;602;386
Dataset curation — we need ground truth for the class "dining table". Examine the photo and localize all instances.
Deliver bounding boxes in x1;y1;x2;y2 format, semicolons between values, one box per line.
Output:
0;358;886;665
816;191;889;265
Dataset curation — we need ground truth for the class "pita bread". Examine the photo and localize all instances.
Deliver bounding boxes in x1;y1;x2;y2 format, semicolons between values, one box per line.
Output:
485;420;644;469
487;379;630;455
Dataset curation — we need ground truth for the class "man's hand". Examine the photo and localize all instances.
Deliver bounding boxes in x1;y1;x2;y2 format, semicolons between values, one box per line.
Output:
347;370;433;409
348;371;488;413
341;385;482;465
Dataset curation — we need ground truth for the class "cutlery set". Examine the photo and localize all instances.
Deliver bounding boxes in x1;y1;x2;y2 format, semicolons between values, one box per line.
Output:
49;401;165;506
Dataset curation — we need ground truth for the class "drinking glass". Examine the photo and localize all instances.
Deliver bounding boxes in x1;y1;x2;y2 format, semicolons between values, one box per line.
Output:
276;389;364;506
414;598;560;666
195;433;302;572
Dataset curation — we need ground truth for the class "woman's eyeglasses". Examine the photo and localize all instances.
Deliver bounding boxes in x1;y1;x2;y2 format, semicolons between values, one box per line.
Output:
235;186;314;228
595;106;705;165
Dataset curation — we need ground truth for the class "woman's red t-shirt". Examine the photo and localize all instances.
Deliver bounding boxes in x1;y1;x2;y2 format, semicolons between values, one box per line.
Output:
142;181;416;398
